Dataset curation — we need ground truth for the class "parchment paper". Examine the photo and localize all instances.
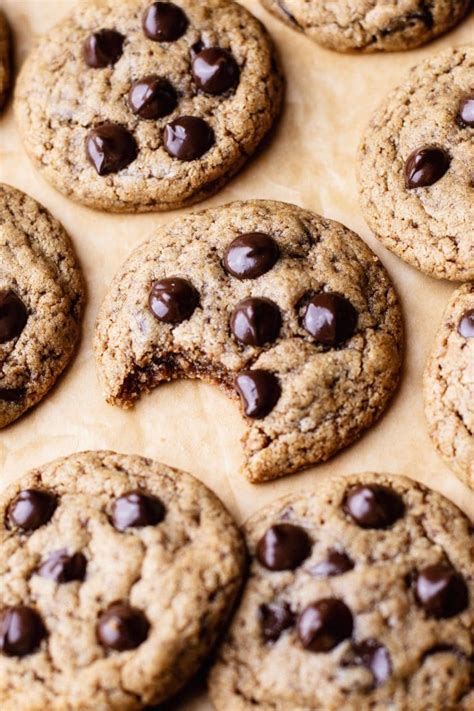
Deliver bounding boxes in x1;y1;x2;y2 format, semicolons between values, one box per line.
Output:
0;2;473;708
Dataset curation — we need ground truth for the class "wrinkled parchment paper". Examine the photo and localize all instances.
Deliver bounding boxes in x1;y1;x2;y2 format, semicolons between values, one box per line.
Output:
0;2;473;708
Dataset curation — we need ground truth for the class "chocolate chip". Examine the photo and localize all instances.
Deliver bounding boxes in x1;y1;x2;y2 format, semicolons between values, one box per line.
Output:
148;277;198;324
111;491;166;531
351;639;392;685
235;369;281;419
457;95;474;128
404;147;450;188
0;606;46;656
299;292;357;345
298;599;353;652
344;484;404;529
143;2;188;42
128;75;177;119
310;550;354;577
0;388;25;402
458;309;474;338
83;29;124;68
7;490;57;531
259;601;295;643
0;291;28;344
224;233;280;280
37;550;87;583
230;297;281;346
86;123;137;175
192;48;240;95
256;523;312;571
415;564;469;619
97;603;150;651
163;116;214;161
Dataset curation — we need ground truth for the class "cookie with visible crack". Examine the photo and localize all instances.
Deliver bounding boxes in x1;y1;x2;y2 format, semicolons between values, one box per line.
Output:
260;0;471;52
0;10;11;110
424;283;474;488
14;0;283;213
209;472;474;711
359;46;474;281
0;450;245;710
94;200;403;483
0;183;83;429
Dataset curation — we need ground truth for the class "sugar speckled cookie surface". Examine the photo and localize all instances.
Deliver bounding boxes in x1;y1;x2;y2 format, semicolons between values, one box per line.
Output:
209;472;474;711
14;0;283;213
95;200;403;483
424;284;474;488
0;183;83;429
359;47;474;281
0;450;245;710
260;0;471;52
0;10;11;110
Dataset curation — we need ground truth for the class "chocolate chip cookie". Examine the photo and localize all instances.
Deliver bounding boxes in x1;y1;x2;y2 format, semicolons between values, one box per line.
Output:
14;0;283;213
0;184;83;429
209;472;474;711
95;200;403;483
359;46;474;281
424;284;474;489
260;0;471;52
0;450;245;710
0;10;11;111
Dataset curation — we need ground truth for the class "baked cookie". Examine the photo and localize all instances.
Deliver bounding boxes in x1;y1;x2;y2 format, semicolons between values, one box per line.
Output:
0;184;83;429
0;10;11;111
14;0;283;213
359;46;474;281
209;472;474;711
260;0;471;52
0;450;245;710
95;200;403;483
424;284;474;488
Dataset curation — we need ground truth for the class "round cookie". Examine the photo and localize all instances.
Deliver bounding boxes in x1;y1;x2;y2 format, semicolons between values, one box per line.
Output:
424;283;474;488
0;10;11;110
209;472;474;711
358;47;474;281
260;0;471;52
14;0;283;213
0;450;245;710
0;183;83;428
94;200;403;483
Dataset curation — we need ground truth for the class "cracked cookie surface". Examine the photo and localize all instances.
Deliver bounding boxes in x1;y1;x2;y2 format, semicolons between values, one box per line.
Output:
14;0;283;213
0;450;245;710
358;46;474;281
0;183;83;429
94;200;403;483
424;283;474;488
260;0;471;51
209;472;474;711
0;10;11;111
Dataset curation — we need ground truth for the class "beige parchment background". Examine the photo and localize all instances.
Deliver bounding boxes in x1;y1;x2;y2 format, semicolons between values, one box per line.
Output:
0;2;473;708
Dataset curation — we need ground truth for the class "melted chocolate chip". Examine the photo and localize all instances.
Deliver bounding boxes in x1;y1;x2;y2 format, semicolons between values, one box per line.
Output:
415;564;469;619
0;387;25;402
457;95;474;128
259;601;295;642
230;297;281;346
111;491;166;531
37;550;87;583
83;29;124;68
148;277;198;324
256;523;312;571
224;233;280;280
192;48;240;95
299;292;357;345
0;291;28;344
97;603;150;651
163;116;214;161
404;147;450;188
128;76;177;119
235;370;281;419
0;606;46;656
143;2;188;42
86;123;137;175
352;639;392;685
310;550;354;577
7;490;57;531
344;484;404;529
298;599;353;653
458;309;474;338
